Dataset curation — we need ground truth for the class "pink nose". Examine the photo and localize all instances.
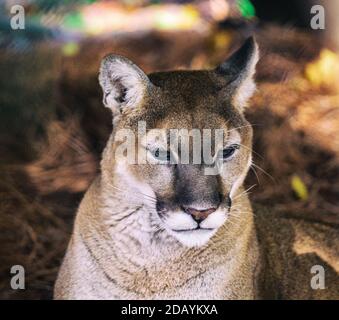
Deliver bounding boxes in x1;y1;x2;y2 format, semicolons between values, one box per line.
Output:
182;206;217;222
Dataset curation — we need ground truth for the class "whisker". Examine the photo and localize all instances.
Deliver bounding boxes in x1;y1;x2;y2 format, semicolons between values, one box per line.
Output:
226;124;259;133
237;142;264;160
107;183;158;203
232;184;257;200
250;165;260;185
251;163;275;182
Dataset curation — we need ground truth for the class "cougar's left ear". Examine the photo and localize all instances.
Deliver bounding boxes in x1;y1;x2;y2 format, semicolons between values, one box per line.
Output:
215;36;259;110
99;54;152;114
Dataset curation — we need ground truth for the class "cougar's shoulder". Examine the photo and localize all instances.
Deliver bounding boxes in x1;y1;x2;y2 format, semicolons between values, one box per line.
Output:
54;178;104;299
254;206;339;299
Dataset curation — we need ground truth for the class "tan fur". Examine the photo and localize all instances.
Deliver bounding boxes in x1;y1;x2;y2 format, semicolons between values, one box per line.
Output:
54;39;339;300
255;206;339;299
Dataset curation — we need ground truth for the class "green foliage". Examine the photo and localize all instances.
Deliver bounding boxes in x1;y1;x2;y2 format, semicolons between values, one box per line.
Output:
237;0;256;19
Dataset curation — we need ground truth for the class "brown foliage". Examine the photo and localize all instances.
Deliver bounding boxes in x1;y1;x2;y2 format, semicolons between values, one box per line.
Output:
0;26;338;299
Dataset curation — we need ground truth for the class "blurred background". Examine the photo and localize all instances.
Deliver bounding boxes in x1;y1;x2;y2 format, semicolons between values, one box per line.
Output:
0;0;338;299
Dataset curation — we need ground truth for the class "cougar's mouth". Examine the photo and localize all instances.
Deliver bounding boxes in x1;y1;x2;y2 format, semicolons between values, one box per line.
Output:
171;226;215;232
167;224;219;247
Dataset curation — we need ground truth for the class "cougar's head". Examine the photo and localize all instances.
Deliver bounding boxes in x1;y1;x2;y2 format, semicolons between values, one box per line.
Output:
99;37;259;247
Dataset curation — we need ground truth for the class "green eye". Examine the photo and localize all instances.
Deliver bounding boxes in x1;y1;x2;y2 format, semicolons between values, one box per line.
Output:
221;144;239;160
149;148;171;163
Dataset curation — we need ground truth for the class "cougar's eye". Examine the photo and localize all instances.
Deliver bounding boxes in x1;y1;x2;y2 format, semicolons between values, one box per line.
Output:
221;144;239;160
149;147;171;163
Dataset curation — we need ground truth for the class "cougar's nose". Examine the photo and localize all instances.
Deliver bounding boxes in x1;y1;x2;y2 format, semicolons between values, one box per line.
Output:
182;206;217;223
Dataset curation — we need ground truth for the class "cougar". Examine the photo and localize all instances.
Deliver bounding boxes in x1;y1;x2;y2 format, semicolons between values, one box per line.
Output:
54;37;339;299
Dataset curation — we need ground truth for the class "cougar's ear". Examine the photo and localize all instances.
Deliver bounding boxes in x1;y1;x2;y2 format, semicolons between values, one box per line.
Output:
99;54;152;114
215;36;259;110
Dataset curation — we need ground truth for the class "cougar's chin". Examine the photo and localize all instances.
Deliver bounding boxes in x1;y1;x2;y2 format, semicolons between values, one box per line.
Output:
167;227;218;247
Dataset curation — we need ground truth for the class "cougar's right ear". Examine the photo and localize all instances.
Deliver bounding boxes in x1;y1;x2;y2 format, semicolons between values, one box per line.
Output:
99;54;152;114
